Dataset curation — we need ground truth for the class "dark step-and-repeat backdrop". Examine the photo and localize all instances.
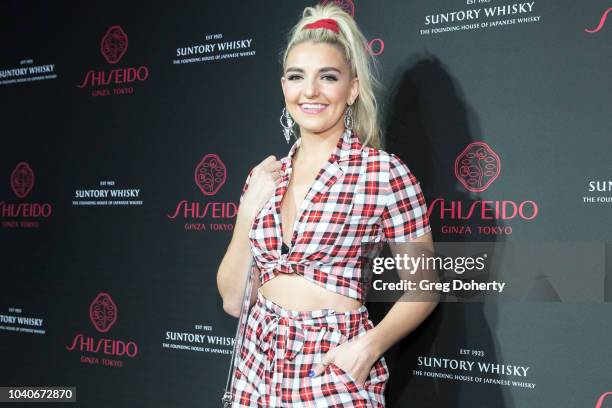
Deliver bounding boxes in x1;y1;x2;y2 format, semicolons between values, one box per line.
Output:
1;1;610;407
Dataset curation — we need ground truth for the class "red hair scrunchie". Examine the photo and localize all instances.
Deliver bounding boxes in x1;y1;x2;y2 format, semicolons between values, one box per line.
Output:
304;18;340;34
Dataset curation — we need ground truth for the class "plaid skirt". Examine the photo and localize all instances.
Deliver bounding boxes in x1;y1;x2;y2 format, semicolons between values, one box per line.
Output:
231;288;389;407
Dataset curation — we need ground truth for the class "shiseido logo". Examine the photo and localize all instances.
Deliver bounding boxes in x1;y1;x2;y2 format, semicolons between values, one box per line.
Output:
194;153;227;196
429;142;539;236
595;392;612;408
10;161;35;198
167;154;237;230
77;25;149;94
100;25;129;64
1;162;52;223
89;292;117;333
322;0;354;16
585;7;611;33
454;142;500;193
320;0;384;56
66;292;138;362
428;199;538;221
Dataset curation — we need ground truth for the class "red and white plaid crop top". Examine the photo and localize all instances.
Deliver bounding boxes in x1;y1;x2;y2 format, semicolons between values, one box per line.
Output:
238;129;431;303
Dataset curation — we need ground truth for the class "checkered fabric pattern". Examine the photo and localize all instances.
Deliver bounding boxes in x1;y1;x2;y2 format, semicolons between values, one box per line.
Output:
239;129;431;303
231;288;389;407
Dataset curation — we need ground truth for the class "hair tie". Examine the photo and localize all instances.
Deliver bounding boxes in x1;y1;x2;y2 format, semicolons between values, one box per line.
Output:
304;18;340;34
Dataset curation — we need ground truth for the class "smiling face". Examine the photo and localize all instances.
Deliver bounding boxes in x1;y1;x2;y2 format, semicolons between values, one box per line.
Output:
281;41;359;137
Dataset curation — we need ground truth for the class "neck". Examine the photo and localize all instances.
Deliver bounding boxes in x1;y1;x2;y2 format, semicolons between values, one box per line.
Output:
296;125;344;164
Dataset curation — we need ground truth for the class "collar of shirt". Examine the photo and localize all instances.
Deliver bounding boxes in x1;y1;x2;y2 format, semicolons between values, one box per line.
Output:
285;128;364;166
270;128;366;250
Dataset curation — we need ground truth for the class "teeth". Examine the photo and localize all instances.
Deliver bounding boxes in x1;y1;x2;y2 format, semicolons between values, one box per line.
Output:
301;104;326;109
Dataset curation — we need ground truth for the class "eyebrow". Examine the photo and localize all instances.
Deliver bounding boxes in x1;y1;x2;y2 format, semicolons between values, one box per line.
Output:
284;67;342;74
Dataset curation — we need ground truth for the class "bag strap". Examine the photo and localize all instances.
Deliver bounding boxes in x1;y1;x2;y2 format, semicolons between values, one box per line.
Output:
222;256;255;406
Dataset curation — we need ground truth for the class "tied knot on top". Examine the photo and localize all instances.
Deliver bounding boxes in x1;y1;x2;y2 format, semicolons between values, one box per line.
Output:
273;259;306;276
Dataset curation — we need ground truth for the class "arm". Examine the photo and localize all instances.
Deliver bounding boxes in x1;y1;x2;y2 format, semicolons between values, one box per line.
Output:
364;154;439;367
217;155;281;317
311;233;438;384
312;153;438;384
216;208;261;317
363;231;439;360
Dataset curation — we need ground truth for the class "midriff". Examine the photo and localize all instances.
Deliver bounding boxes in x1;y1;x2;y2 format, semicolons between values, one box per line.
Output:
259;274;363;312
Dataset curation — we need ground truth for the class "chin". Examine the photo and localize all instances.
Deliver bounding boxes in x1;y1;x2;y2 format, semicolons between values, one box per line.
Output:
297;125;330;135
295;119;337;134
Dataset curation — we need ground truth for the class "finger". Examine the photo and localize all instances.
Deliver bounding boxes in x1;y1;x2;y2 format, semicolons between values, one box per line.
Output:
262;159;282;173
266;165;281;177
262;155;277;163
268;167;283;179
310;352;334;377
257;155;277;170
265;162;283;180
352;370;366;386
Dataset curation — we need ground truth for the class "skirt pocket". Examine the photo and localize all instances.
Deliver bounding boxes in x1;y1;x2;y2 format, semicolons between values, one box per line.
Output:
310;327;370;392
234;309;265;391
329;362;363;390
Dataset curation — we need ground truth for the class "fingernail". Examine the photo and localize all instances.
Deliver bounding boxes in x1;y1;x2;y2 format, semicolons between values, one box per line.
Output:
308;370;315;377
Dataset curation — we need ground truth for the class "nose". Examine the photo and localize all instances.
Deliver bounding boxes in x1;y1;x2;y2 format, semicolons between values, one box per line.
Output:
303;77;319;98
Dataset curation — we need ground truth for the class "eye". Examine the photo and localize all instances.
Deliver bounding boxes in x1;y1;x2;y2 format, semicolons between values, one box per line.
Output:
322;75;338;81
287;74;302;80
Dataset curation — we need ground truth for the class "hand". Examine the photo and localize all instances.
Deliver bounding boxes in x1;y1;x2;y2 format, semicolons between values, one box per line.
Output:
239;155;283;219
309;332;381;387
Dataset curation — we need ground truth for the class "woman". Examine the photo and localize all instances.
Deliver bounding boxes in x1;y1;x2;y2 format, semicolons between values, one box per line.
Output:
217;4;437;407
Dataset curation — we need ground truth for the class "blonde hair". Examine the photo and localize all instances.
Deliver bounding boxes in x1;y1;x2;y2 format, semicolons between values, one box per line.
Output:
281;3;383;149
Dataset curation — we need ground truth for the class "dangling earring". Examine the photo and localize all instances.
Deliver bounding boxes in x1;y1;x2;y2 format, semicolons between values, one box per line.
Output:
280;107;296;144
344;104;354;131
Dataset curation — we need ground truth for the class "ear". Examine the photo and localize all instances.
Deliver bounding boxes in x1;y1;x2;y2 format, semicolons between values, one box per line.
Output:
280;76;287;96
348;76;359;105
